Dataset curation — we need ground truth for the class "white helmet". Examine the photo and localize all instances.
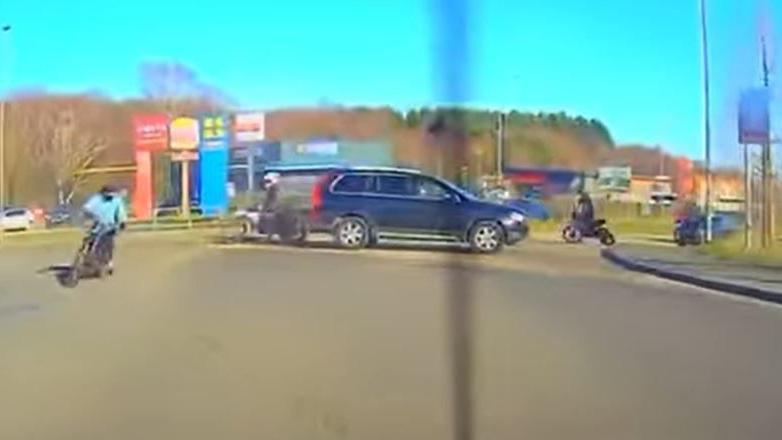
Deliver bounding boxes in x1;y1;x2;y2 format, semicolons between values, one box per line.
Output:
263;172;281;186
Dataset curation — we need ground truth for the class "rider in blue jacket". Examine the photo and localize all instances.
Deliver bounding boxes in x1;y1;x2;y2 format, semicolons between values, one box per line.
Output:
82;185;127;272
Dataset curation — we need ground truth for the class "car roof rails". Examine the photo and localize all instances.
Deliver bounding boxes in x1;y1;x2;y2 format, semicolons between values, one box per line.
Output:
348;166;422;174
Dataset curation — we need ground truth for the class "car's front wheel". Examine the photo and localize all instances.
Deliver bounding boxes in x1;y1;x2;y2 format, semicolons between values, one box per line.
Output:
469;221;504;253
334;217;369;250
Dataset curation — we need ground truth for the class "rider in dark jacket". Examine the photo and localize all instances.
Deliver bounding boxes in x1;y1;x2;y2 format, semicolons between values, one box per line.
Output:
573;191;595;230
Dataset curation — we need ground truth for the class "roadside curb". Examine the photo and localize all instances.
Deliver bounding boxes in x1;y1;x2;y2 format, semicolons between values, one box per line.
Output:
601;248;782;306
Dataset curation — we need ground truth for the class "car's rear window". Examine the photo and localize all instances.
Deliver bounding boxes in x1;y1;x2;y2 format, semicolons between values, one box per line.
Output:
377;175;415;196
332;174;374;193
5;209;25;217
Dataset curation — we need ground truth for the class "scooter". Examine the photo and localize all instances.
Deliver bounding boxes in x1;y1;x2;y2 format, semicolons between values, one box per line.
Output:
236;207;309;245
562;216;616;246
61;227;115;287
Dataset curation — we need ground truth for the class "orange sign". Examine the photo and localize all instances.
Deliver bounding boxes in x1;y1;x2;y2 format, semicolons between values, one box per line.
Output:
170;117;200;150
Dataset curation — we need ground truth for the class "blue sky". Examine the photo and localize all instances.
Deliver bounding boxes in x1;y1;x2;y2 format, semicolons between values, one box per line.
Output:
1;0;780;162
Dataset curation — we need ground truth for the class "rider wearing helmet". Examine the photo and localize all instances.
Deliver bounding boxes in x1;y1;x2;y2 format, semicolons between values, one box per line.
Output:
82;185;127;273
573;190;595;228
261;172;281;213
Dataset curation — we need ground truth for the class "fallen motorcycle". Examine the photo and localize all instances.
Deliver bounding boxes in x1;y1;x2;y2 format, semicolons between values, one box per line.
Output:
562;218;616;246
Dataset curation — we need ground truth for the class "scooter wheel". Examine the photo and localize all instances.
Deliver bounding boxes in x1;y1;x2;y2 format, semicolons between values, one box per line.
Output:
599;231;616;246
562;225;582;243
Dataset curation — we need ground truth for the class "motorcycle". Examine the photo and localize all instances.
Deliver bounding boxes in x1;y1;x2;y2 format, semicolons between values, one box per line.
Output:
236;207;309;245
562;217;616;246
61;227;115;288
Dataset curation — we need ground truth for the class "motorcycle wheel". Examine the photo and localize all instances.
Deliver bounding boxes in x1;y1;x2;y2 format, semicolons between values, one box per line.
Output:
279;215;309;246
562;225;582;243
598;228;616;246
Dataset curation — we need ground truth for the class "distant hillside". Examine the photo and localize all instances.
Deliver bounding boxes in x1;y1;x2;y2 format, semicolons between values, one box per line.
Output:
2;95;635;204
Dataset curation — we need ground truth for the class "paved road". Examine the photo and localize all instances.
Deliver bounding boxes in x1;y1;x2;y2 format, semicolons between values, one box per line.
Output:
0;232;781;440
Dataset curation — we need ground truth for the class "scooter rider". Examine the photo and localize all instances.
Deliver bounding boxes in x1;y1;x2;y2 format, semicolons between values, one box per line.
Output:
258;172;282;239
573;190;595;230
82;185;127;273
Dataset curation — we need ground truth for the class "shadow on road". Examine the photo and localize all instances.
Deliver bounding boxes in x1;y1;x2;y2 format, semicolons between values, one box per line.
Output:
209;234;474;255
38;264;101;288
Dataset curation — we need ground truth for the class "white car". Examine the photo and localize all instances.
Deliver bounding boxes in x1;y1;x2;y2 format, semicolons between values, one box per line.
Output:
1;208;34;231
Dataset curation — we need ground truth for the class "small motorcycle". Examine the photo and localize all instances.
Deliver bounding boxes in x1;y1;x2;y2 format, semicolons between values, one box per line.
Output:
237;207;309;245
62;228;115;287
562;217;616;246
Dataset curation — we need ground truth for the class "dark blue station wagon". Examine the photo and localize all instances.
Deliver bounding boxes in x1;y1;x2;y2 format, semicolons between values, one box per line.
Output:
308;168;529;253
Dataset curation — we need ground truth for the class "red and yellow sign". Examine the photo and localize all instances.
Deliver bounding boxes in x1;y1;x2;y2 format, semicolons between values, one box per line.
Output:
132;114;169;151
170;117;200;150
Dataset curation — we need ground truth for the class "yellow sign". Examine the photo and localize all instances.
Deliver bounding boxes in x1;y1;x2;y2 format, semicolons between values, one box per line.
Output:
170;117;200;150
202;116;226;140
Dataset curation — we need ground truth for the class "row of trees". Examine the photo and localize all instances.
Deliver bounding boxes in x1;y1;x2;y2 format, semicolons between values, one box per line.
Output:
2;61;667;208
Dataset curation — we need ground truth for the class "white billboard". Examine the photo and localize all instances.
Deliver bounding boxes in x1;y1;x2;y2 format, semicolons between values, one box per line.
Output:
234;112;266;144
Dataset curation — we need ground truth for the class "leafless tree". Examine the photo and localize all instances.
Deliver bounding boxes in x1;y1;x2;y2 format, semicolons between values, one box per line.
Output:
139;61;235;115
28;104;107;205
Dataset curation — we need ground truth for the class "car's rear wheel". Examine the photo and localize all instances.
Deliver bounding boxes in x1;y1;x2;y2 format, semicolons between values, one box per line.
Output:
469;221;504;253
334;217;369;250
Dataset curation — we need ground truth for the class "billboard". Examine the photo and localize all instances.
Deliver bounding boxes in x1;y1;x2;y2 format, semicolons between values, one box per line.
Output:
597;167;631;192
200;114;229;148
170;117;200;150
132;114;169;151
738;88;770;144
295;140;339;156
234;112;266;144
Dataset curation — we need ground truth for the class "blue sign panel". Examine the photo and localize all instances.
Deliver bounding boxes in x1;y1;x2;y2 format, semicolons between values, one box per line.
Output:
739;88;770;144
199;113;230;215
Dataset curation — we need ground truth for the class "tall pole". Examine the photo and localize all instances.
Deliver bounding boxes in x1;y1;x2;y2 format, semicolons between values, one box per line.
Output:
745;144;753;250
760;35;774;247
497;112;505;182
700;0;713;242
0;25;10;244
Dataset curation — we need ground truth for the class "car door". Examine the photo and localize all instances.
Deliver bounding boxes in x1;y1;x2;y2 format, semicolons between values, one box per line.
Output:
411;176;465;235
372;174;424;232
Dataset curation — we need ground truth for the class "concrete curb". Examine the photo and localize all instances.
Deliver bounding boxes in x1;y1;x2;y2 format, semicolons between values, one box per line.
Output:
601;248;782;306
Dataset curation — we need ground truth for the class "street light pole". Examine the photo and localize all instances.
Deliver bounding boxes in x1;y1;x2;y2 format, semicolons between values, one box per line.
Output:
700;0;713;242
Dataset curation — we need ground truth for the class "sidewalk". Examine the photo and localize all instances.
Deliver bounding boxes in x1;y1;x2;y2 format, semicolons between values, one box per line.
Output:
602;243;782;305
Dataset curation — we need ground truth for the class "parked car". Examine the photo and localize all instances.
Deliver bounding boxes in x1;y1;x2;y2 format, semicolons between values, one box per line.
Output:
479;187;551;220
45;205;74;227
673;211;742;246
308;167;529;253
1;207;34;231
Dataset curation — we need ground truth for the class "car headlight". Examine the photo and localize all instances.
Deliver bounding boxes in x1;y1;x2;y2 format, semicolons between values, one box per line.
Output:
503;212;526;225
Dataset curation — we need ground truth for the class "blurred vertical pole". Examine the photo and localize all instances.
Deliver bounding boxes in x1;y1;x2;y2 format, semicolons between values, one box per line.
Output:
0;25;10;245
700;0;713;242
497;112;505;183
745;144;753;250
760;36;773;247
431;0;474;439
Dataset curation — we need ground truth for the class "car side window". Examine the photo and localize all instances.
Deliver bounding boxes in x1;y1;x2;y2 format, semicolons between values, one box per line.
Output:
377;175;415;196
332;174;373;194
414;177;449;199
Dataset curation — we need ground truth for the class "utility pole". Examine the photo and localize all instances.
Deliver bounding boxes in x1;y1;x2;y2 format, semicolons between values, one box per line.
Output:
0;24;11;244
495;112;505;181
761;35;774;247
700;0;713;242
745;144;753;250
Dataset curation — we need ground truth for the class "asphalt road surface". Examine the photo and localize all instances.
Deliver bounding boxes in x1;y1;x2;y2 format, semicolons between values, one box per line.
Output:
1;231;781;440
